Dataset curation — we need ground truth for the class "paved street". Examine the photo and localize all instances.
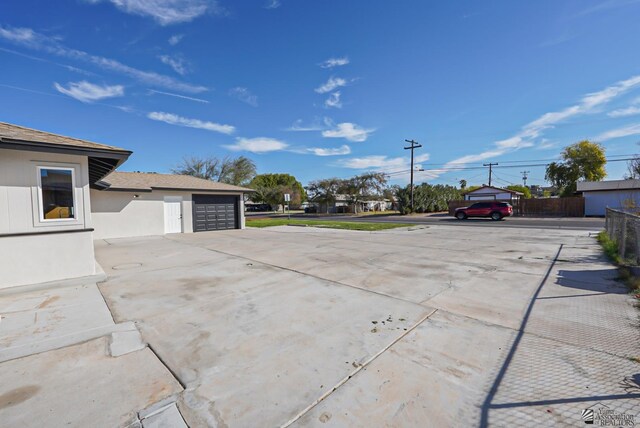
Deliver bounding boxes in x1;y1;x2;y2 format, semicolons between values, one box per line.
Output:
249;212;606;231
0;222;637;427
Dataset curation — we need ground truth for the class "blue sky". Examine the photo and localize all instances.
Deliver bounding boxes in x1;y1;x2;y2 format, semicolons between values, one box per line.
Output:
1;0;639;187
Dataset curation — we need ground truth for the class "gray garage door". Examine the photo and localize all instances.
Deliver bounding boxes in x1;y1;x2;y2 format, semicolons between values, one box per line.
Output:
192;194;239;232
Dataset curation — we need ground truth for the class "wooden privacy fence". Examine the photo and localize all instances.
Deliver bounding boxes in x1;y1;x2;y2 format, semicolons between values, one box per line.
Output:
448;197;585;217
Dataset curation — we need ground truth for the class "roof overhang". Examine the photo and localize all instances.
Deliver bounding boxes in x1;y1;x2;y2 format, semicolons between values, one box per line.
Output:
1;138;132;186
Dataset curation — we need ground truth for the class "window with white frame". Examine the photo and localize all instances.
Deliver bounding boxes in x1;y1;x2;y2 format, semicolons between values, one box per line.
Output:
37;166;76;221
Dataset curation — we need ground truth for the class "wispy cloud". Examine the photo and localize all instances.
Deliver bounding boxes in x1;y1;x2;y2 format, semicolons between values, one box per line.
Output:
168;34;184;45
265;0;281;9
324;91;342;109
228;87;258;107
322;121;375;142
147;111;234;134
444;73;640;169
306;145;351;156
315;77;347;94
224;137;288;153
54;81;124;103
608;106;640;118
0;46;96;76
147;89;209;104
319;57;349;69
0;25;207;93
596;123;640;141
83;0;219;25
285;118;324;132
336;153;429;170
158;54;189;75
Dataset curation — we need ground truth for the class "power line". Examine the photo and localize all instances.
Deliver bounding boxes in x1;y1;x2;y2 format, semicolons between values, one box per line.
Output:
483;162;498;186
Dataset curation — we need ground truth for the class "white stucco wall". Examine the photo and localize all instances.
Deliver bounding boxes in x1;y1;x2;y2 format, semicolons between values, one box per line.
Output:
0;148;96;289
584;190;640;216
91;189;245;239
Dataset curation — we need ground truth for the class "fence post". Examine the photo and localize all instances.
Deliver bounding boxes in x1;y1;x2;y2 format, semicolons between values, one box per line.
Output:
605;208;609;235
635;222;640;266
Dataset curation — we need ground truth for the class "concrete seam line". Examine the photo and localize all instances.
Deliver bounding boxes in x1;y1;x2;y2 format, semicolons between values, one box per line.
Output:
147;343;188;390
280;308;438;428
196;244;423;307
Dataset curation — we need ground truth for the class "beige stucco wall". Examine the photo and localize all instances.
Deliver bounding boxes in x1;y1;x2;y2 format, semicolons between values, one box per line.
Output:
0;148;96;289
91;189;245;240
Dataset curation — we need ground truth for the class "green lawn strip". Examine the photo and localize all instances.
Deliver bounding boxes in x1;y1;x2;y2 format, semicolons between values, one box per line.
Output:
246;218;414;231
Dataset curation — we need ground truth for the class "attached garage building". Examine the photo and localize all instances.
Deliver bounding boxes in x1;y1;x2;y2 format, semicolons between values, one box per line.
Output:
91;171;252;239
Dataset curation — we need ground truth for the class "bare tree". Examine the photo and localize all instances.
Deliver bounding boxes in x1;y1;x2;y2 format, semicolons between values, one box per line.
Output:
173;155;256;186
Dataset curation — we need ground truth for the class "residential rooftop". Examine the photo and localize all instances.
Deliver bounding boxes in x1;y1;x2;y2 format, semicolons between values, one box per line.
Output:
98;171;254;192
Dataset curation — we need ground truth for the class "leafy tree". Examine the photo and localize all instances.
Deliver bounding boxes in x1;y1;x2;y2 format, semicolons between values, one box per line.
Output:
459;179;467;189
307;178;342;213
506;184;532;199
338;172;388;213
545;140;606;197
249;173;306;210
173;155;256;186
394;183;462;214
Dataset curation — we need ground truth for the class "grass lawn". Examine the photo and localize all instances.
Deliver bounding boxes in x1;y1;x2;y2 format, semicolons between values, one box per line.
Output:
246;218;414;231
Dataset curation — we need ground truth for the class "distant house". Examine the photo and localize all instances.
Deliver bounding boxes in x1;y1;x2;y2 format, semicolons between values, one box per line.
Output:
576;179;640;216
317;195;392;214
463;186;524;203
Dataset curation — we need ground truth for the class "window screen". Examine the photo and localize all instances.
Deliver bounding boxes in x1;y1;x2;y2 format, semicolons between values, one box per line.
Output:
39;168;75;220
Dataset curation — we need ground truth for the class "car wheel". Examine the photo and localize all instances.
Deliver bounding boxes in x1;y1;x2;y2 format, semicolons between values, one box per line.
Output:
490;212;502;221
456;212;466;220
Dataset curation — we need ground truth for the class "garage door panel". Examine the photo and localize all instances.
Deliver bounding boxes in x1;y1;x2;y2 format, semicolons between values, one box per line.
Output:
192;195;239;232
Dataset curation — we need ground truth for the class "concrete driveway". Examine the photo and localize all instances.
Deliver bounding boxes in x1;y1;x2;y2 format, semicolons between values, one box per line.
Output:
94;224;639;427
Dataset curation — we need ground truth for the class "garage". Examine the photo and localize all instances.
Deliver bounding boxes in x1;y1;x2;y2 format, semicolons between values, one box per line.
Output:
193;194;239;231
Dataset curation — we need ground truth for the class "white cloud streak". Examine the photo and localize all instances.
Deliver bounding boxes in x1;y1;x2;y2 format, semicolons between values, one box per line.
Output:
608;106;640;118
147;89;209;103
444;73;640;169
306;145;351;156
320;57;349;69
54;81;124;103
0;25;207;93
228;87;258;107
83;0;218;25
158;54;189;75
224;137;288;153
285;119;324;132
315;77;347;94
324;91;342;109
147;111;234;134
265;0;281;9
596;123;640;141
322;121;375;142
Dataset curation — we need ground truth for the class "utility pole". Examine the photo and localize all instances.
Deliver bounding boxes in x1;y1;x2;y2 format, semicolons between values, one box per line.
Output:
404;139;422;211
521;170;530;187
483;162;498;186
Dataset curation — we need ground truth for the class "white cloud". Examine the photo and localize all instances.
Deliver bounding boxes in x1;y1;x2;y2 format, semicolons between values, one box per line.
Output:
320;57;349;69
315;77;347;94
596;123;640;141
84;0;218;25
158;54;189;75
444;73;640;169
322;122;375;142
147;111;234;134
54;81;124;103
0;26;35;43
608;106;640;118
285;119;324;132
0;25;207;93
228;87;258;107
324;91;342;109
224;137;288;153
168;34;184;45
336;153;430;170
306;145;351;156
147;89;209;103
265;0;281;9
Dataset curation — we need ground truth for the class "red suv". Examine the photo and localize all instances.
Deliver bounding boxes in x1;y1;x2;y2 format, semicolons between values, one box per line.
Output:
454;202;513;221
